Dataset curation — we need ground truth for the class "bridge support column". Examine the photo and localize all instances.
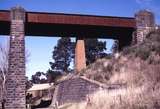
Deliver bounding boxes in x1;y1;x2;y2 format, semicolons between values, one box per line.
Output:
134;10;155;44
75;38;86;72
6;7;26;109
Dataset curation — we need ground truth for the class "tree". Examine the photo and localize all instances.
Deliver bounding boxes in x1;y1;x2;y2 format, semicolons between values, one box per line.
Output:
30;71;47;84
49;38;107;81
25;77;32;90
46;69;62;83
85;39;107;65
49;37;75;73
50;38;107;72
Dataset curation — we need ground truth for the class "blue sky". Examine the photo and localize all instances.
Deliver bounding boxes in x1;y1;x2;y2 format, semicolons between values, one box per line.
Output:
0;0;160;78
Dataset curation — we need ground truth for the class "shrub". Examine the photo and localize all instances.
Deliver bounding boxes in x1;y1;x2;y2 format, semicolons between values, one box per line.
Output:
74;29;160;109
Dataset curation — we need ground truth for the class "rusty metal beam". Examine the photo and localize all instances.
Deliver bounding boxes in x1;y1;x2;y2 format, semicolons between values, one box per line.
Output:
0;10;136;37
27;12;136;28
0;10;136;27
0;10;10;21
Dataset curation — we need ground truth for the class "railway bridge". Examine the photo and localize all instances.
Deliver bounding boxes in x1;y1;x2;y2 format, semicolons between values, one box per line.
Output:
0;6;155;109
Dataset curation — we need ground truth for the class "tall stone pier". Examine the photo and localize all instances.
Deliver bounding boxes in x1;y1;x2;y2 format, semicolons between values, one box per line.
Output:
6;7;26;109
75;39;86;72
133;10;155;44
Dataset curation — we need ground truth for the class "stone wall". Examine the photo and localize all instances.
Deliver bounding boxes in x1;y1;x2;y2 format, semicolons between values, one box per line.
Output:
50;76;122;106
57;78;98;105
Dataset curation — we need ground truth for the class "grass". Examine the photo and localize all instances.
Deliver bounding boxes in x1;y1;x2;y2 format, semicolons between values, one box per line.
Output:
59;30;160;109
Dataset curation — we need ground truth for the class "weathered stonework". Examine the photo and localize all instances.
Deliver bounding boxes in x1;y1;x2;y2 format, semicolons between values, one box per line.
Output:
50;76;123;106
134;10;155;44
57;77;99;105
75;39;86;72
5;7;26;109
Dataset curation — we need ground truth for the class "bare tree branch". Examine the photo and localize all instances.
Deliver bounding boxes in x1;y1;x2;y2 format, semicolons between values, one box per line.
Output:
0;39;8;106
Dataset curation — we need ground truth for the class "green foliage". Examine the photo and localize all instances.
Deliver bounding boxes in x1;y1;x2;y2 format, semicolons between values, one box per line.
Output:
123;30;160;60
50;38;107;73
50;37;75;73
30;71;47;84
48;38;107;82
85;39;107;65
48;38;74;82
46;69;62;83
25;77;32;90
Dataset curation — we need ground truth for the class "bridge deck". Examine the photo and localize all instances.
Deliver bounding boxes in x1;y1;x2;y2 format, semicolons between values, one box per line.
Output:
0;10;136;37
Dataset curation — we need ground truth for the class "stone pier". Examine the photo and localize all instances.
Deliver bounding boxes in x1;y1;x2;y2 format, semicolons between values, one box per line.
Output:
134;10;155;43
6;7;26;109
75;39;86;72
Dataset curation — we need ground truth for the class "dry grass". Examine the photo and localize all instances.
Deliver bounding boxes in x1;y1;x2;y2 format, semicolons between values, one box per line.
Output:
59;86;160;109
59;30;160;109
83;55;160;109
85;86;160;109
58;102;87;109
59;57;160;109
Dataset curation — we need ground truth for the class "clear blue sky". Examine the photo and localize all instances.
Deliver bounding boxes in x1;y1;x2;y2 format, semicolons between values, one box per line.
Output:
0;0;160;78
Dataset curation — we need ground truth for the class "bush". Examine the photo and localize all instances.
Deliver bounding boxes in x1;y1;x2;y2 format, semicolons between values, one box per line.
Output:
122;30;160;61
74;29;160;109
